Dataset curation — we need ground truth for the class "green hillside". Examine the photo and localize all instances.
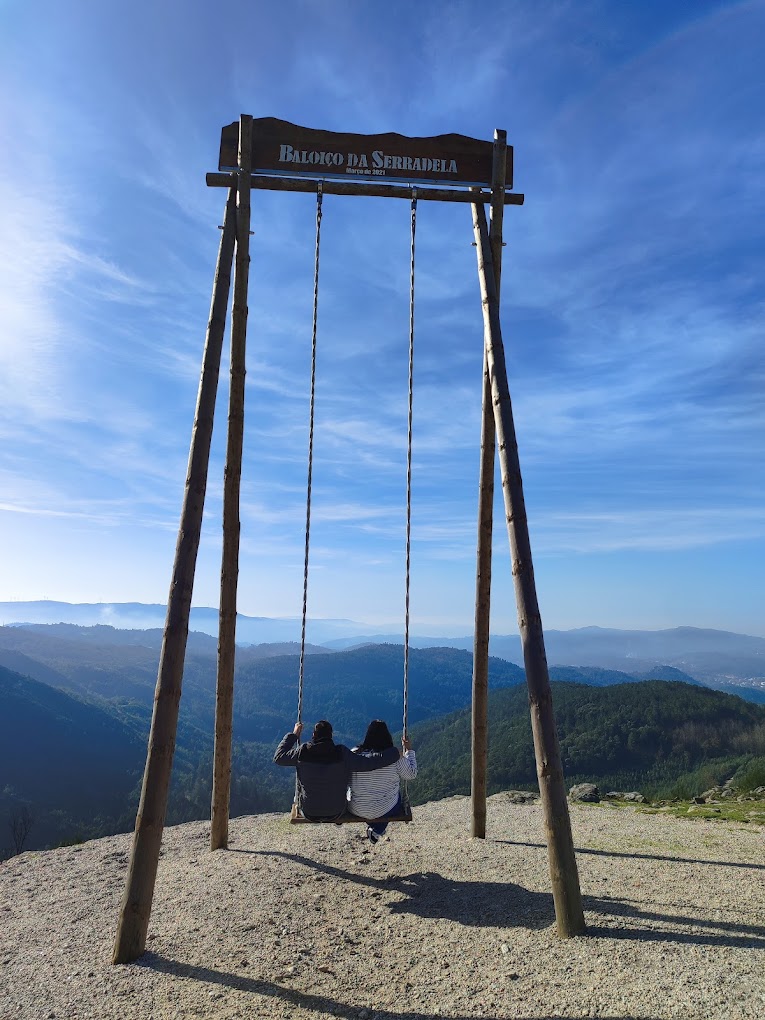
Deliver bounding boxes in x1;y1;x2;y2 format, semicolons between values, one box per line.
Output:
410;680;765;803
234;644;525;744
0;665;145;851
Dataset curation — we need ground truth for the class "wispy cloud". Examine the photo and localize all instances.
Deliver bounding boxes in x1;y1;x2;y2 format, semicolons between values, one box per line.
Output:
531;506;765;555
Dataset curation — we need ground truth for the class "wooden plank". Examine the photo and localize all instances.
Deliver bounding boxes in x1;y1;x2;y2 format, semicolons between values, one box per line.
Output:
471;199;585;939
112;188;237;965
219;117;513;187
289;805;413;825
206;172;524;205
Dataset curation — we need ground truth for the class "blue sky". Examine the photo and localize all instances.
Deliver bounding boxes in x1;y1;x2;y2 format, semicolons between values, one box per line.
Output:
0;0;763;637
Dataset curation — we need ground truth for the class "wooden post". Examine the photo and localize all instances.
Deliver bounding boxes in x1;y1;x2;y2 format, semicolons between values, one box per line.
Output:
471;200;586;938
112;188;237;964
471;131;506;838
210;115;252;852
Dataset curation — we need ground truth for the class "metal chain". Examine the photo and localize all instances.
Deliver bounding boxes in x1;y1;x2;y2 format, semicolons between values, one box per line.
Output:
297;182;323;729
403;190;417;741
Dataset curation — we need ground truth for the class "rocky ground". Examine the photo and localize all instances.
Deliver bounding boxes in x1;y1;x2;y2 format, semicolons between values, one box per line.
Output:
1;795;763;1020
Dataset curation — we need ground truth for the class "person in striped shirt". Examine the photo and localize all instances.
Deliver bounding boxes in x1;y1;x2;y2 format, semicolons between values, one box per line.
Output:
348;719;417;843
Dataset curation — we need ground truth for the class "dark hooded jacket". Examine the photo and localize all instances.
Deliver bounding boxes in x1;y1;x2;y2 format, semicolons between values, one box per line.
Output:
273;732;399;819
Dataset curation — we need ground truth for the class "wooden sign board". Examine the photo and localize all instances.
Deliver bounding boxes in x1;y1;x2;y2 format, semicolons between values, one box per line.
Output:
219;118;511;189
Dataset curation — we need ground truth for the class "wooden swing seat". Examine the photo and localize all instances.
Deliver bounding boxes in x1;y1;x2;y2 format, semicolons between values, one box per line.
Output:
289;802;413;825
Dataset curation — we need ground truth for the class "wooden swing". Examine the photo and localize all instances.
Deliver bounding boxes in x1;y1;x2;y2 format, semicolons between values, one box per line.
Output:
289;792;413;826
112;118;586;966
288;186;417;827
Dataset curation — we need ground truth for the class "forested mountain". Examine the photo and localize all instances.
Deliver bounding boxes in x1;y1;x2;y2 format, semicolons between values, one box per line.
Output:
233;644;525;745
0;638;524;853
0;625;525;737
0;665;144;851
0;662;288;856
410;681;765;804
3;623;764;857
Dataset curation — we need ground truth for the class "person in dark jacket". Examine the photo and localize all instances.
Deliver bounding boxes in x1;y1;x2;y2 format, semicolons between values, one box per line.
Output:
273;719;400;821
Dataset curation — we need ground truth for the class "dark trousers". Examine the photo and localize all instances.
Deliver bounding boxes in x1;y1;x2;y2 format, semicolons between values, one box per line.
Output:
368;797;402;837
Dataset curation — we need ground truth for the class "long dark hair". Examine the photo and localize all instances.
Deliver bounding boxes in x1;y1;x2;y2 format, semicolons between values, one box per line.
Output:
358;719;394;751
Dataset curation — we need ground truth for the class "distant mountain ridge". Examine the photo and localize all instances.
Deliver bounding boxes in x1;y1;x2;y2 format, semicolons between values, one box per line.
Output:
0;602;763;697
0;630;526;745
0;601;394;644
2;599;763;653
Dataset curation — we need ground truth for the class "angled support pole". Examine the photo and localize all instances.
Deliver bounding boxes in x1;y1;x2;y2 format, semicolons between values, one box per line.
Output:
471;200;586;938
211;115;253;852
112;186;238;963
471;129;506;838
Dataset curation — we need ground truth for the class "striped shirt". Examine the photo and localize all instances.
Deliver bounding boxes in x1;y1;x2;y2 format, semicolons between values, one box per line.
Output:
348;749;417;819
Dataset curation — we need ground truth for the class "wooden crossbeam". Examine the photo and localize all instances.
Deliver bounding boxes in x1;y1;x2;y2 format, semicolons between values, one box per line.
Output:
206;171;524;205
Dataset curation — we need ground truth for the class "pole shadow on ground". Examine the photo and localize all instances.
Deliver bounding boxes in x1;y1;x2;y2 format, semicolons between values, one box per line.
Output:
231;849;765;948
141;952;661;1020
495;838;765;872
233;849;554;929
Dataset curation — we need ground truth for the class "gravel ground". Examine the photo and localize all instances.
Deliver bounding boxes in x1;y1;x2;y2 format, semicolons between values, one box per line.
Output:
1;795;763;1020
